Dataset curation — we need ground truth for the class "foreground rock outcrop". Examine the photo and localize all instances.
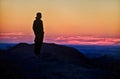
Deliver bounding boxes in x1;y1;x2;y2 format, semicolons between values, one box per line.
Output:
0;43;119;79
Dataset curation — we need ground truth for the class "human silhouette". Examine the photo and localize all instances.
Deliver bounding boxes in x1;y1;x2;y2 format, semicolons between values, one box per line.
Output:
33;12;44;56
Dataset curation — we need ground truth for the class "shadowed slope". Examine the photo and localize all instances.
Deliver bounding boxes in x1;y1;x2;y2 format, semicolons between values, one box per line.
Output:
0;43;117;79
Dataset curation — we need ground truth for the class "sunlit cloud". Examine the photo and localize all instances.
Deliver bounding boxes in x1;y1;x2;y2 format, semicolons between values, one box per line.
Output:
0;36;10;39
0;32;120;45
45;35;120;45
0;32;24;36
0;32;33;43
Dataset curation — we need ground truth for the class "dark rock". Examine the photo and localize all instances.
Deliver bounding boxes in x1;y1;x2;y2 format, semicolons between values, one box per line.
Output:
0;43;118;79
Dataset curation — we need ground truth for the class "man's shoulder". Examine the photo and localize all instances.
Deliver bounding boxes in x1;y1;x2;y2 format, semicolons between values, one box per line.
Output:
34;20;42;22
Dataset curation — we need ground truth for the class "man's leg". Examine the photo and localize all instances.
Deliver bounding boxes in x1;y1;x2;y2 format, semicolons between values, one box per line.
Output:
34;42;40;55
34;34;44;56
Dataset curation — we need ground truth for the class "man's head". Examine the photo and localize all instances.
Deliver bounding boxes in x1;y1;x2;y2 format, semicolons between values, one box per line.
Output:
36;12;42;18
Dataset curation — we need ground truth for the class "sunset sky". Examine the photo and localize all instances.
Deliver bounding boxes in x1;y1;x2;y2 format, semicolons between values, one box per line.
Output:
0;0;120;45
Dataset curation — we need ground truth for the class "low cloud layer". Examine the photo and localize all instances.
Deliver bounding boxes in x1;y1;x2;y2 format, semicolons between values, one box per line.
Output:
0;33;120;45
45;36;120;45
0;32;33;43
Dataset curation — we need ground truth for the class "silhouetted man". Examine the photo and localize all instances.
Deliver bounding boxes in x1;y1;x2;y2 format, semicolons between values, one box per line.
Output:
33;12;44;55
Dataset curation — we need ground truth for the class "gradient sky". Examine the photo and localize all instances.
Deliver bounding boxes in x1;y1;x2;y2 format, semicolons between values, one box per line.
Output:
0;0;120;45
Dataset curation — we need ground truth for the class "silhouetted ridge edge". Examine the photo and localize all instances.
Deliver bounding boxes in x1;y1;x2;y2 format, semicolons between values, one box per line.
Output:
7;42;91;66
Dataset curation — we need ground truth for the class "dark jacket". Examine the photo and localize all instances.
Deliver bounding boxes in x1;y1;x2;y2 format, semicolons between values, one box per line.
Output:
33;18;44;42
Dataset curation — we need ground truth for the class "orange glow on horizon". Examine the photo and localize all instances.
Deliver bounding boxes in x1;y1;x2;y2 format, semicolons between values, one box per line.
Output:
0;0;120;44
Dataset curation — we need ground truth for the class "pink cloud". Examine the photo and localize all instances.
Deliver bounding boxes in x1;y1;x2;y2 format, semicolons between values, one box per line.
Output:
0;32;24;36
0;32;120;45
46;35;120;45
0;32;33;43
0;36;11;39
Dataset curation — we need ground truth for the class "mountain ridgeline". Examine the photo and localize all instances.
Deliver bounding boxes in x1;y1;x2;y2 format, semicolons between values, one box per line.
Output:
0;43;120;79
